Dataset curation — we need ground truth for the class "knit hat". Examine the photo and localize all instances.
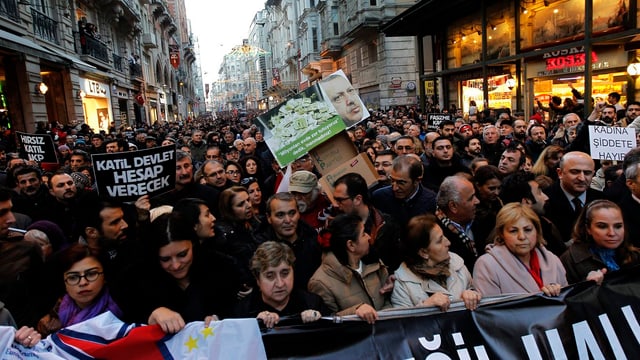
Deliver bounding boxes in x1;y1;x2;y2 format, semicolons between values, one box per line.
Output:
459;124;472;134
70;172;91;189
58;145;70;152
26;220;67;251
288;170;317;193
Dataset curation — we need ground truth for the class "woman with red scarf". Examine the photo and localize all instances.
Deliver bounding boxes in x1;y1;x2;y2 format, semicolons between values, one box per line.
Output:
473;203;567;297
37;244;122;336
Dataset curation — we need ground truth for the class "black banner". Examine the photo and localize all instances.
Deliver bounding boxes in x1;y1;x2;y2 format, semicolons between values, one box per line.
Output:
262;268;640;359
17;132;58;163
92;145;176;202
427;113;452;131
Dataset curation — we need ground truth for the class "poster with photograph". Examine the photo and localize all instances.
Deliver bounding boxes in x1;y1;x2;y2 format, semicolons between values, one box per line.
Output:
254;84;345;167
318;70;370;128
96;108;109;130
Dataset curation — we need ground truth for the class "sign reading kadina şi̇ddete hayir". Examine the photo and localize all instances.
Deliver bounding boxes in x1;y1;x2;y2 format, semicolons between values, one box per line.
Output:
92;145;176;202
17;132;58;163
588;125;636;161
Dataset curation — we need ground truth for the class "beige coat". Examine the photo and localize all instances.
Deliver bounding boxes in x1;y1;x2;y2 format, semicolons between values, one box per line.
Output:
308;252;389;315
391;252;474;308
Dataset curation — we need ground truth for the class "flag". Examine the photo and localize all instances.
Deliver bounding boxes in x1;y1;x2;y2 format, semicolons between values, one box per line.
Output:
0;312;266;360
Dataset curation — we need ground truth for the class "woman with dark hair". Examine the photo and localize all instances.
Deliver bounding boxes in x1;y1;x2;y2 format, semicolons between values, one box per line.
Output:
472;165;504;247
473;203;567;296
240;177;266;218
392;214;480;311
215;186;262;297
225;161;243;186
145;212;236;334
239;156;266;184
37;244;122;336
232;241;327;328
308;214;390;324
560;200;640;284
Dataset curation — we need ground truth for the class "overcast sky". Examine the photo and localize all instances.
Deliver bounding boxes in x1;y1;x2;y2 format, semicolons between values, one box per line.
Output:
185;0;266;83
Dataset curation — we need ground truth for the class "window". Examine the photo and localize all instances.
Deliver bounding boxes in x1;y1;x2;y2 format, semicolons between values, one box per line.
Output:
312;28;318;52
370;0;377;5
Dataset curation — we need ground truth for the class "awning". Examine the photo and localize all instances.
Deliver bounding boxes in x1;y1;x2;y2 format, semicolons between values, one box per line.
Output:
0;29;61;62
0;30;98;73
41;45;97;72
381;0;501;37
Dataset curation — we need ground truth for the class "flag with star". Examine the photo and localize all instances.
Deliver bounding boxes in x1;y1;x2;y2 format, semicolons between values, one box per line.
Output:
0;312;266;359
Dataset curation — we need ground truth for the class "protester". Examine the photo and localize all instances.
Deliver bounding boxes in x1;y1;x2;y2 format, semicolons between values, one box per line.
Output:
308;214;390;324
473;203;567;296
391;214;481;311
560;200;640;284
37;244;122;336
144;213;234;333
232;241;327;328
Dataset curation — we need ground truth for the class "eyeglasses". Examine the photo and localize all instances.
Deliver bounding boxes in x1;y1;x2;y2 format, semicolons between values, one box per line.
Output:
226;170;241;175
64;269;103;285
333;196;353;204
240;177;257;186
205;169;225;178
395;145;414;151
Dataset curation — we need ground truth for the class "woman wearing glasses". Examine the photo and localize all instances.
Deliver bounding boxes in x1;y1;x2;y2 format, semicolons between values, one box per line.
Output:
37;244;121;336
225;161;244;185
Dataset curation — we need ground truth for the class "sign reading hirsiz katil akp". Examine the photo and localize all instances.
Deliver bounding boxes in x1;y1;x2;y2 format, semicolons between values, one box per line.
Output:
17;132;59;163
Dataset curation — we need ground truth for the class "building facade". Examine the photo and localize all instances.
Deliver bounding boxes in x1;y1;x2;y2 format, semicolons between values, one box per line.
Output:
0;0;198;133
213;0;418;112
382;0;640;119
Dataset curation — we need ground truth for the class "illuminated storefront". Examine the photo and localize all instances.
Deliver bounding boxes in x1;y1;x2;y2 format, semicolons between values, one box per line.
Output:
381;0;640;119
80;78;113;132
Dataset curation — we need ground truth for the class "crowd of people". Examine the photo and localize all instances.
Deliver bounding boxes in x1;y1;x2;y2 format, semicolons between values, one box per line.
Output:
1;95;640;349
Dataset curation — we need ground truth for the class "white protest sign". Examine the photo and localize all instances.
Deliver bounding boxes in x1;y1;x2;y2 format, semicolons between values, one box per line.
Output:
588;126;636;161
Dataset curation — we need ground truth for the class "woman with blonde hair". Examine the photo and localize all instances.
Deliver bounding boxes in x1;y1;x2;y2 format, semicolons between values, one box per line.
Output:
531;145;564;181
473;203;567;296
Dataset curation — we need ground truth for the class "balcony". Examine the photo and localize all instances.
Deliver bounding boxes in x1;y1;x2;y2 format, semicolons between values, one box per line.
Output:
32;8;59;44
320;37;342;59
0;0;19;22
113;53;124;72
130;63;143;79
142;33;157;49
74;31;109;64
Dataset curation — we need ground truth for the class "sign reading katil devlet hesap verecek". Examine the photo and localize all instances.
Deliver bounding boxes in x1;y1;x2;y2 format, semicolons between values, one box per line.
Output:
92;145;176;202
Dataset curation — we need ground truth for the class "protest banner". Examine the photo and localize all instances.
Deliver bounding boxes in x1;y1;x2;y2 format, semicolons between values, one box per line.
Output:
589;125;636;161
17;132;58;163
317;69;370;129
92;145;175;202
2;268;639;359
262;267;640;359
254;84;346;167
427;113;452;131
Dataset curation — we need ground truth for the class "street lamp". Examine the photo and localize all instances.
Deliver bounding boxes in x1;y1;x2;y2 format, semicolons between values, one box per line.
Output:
628;62;640;101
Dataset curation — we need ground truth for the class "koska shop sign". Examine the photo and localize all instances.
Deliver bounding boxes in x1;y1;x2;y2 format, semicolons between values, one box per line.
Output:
543;46;598;71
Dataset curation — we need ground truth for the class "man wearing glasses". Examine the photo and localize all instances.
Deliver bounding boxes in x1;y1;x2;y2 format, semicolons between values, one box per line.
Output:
393;136;416;156
333;173;402;272
202;160;230;192
372;155;437;227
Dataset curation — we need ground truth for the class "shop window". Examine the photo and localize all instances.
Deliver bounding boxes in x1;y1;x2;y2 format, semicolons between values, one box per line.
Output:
520;0;629;51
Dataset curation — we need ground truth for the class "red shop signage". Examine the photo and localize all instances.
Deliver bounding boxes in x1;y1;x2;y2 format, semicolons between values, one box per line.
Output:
543;47;598;71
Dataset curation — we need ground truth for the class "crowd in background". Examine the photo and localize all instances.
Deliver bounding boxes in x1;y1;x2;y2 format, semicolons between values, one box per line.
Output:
1;89;640;348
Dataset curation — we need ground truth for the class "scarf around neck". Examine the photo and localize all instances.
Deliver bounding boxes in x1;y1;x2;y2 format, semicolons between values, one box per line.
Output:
408;259;451;288
58;288;122;327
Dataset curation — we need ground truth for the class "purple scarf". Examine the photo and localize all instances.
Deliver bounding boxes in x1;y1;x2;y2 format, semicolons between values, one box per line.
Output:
58;288;122;327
